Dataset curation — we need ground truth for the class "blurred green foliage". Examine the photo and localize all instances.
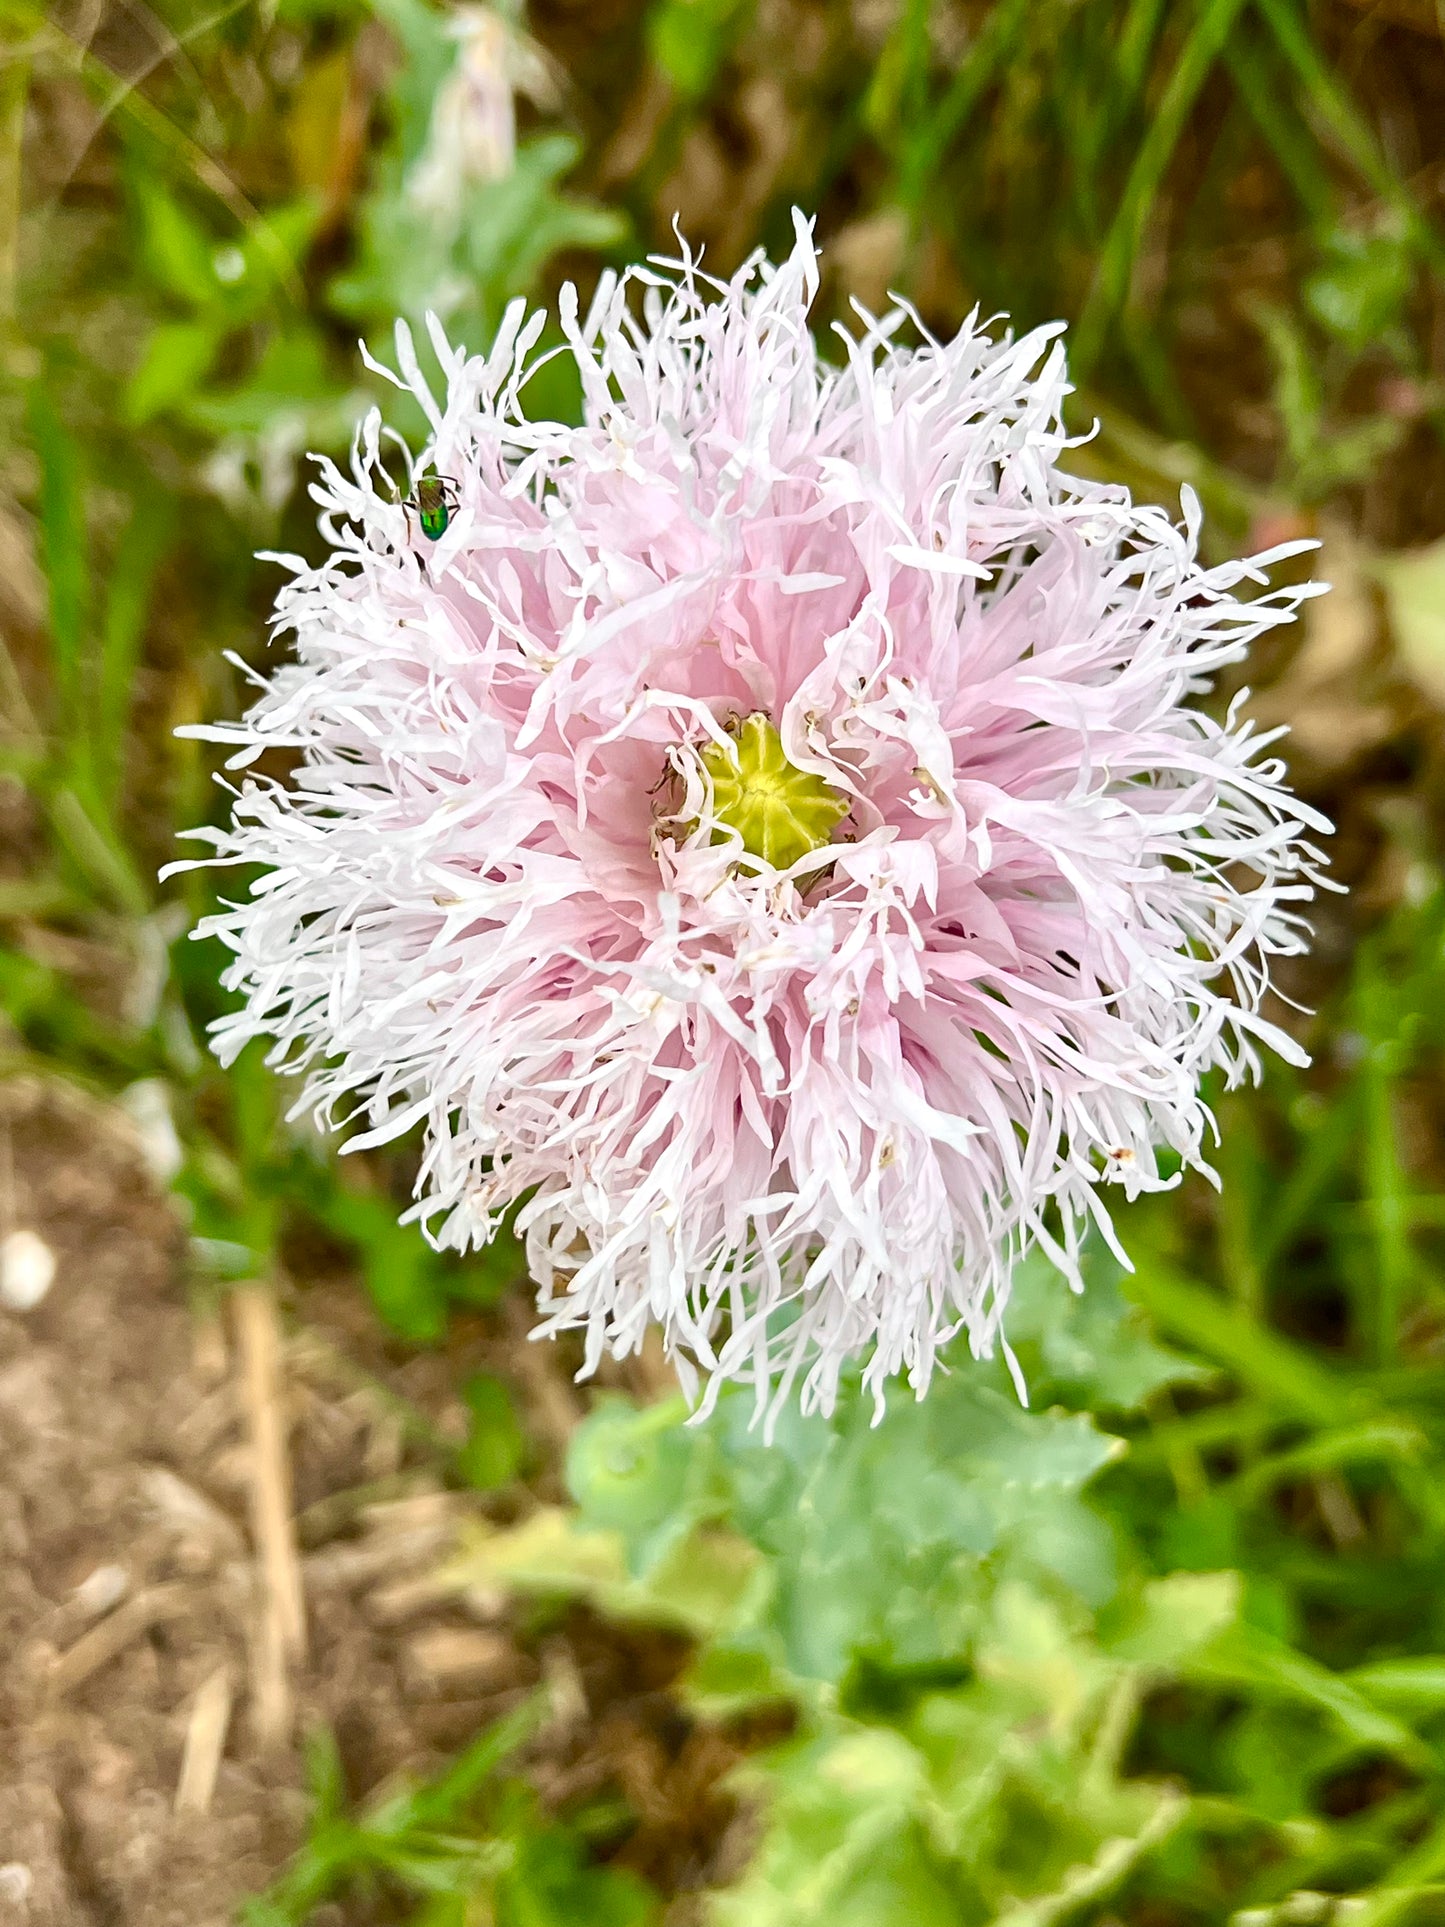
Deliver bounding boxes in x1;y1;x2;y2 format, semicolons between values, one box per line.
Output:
242;1696;658;1925
454;908;1445;1917
7;0;1445;1920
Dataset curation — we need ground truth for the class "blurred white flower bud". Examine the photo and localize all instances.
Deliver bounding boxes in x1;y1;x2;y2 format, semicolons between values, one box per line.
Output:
120;1078;185;1185
407;7;559;221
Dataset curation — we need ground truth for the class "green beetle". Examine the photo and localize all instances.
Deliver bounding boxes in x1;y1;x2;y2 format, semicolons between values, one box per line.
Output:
407;474;460;542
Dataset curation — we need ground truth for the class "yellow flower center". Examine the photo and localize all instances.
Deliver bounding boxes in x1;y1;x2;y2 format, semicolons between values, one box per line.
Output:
700;713;849;871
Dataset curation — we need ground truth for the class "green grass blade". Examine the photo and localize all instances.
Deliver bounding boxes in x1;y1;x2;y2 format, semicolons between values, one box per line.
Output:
303;1726;348;1827
1223;29;1336;226
1352;967;1413;1365
864;0;931;144
49;785;150;918
1116;0;1171;100
1256;1083;1359;1271
1361;1051;1410;1366
1124;1263;1355;1427
1073;0;1252;377
244;1694;545;1923
897;0;1034;213
1253;0;1445;279
0;55;27;319
1339;1810;1445;1927
1130;1397;1274;1466
1215;1098;1265;1315
1223;1418;1425;1507
1189;1623;1428;1762
15;0;306;306
26;379;91;759
1348;1657;1445;1712
407;1692;545;1828
97;492;172;806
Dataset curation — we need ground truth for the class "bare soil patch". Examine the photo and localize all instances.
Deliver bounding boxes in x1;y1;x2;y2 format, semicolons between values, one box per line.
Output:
0;1078;755;1927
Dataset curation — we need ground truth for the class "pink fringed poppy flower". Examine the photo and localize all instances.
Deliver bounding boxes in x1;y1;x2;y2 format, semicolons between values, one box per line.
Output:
177;214;1327;1419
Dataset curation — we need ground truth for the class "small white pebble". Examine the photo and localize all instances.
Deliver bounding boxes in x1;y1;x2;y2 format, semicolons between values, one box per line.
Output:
0;1862;33;1902
72;1562;129;1620
120;1079;184;1185
0;1229;57;1312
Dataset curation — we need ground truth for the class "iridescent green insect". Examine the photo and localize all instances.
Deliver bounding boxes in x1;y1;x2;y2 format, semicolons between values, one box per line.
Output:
407;474;460;541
